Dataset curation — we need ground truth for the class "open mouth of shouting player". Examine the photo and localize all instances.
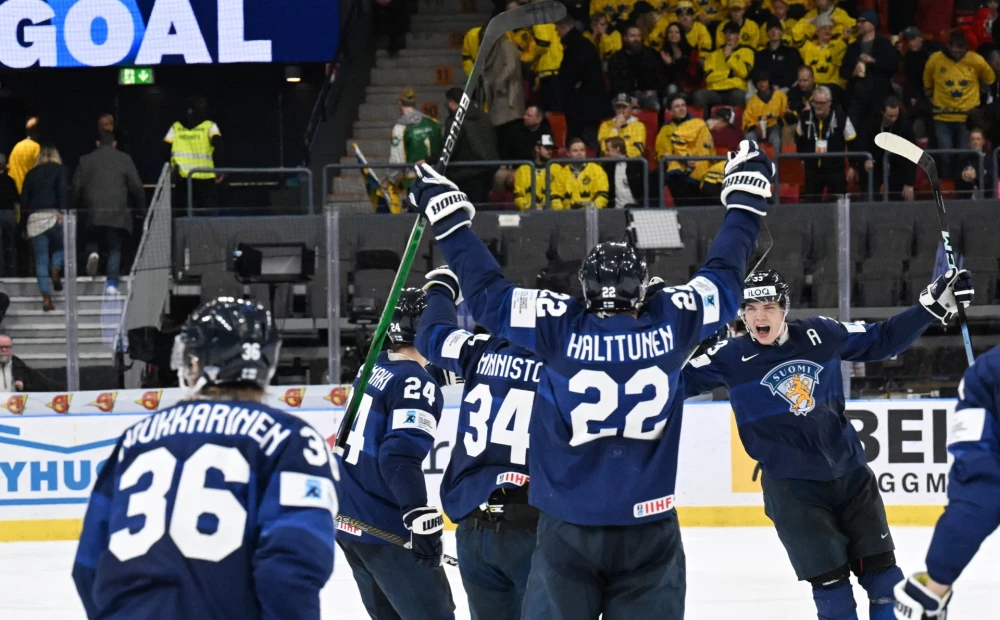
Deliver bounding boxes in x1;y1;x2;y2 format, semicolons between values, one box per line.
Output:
743;299;786;344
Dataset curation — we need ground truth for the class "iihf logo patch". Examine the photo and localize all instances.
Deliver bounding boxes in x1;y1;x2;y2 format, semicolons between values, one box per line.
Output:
761;360;823;415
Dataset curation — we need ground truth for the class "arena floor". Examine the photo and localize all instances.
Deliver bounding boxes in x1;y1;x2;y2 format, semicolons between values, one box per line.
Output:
2;527;997;618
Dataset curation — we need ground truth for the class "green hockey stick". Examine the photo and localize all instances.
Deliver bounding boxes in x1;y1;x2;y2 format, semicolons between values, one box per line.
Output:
335;1;568;455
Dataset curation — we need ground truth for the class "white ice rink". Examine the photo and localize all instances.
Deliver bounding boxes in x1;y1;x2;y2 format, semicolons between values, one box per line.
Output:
2;526;997;619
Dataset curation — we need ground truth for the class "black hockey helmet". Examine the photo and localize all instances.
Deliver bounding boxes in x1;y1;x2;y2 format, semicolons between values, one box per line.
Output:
387;288;427;346
741;269;790;310
171;297;281;390
578;241;649;312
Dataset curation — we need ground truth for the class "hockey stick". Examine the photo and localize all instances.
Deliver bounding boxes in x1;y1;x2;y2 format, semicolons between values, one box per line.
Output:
336;515;459;567
335;1;568;454
873;132;974;366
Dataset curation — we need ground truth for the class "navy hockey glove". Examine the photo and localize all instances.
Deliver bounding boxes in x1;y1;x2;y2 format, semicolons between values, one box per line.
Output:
720;139;774;216
919;268;974;324
407;163;476;240
894;573;952;619
403;506;445;568
424;266;463;304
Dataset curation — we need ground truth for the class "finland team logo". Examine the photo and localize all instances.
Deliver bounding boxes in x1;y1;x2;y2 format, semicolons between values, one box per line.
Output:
761;360;823;415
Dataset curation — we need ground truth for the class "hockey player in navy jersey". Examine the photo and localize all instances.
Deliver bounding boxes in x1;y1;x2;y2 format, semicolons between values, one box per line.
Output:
683;268;974;620
894;344;1000;619
407;139;771;618
72;298;338;620
415;266;541;620
336;288;455;620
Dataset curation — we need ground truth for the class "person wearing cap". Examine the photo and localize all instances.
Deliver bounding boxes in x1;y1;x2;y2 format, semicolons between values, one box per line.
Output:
528;17;565;112
841;10;899;132
695;21;755;110
709;105;743;151
597;93;648;158
743;70;788;151
608;25;665;111
657;93;714;205
514;133;563;210
755;17;802;90
675;0;714;51
584;12;622;61
924;29;996;177
766;0;799;45
389;88;442;191
901;26;944;138
791;0;856;48
800;14;847;98
715;0;763;51
551;137;609;209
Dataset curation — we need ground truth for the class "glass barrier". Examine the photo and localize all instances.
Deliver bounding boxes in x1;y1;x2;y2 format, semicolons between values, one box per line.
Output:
185;166;314;216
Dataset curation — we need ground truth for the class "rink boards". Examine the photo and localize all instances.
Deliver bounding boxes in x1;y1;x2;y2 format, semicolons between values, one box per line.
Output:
0;386;955;541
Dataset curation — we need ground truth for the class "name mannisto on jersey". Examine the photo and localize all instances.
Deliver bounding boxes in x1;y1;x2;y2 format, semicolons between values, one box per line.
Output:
565;326;675;363
475;353;543;383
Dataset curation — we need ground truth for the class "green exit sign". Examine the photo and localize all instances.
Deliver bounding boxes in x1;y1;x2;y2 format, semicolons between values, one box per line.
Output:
119;67;154;86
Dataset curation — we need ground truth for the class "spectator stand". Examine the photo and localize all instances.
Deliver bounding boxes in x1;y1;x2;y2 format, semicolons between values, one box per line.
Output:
544;157;650;208
886;149;986;201
657;154;727;208
187;167;315;216
773;151;875;204
321;160;537;210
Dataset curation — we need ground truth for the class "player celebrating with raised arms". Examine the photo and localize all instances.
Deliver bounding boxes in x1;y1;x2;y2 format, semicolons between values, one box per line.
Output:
894;344;1000;619
73;298;338;620
336;288;455;620
683;268;974;620
415;266;542;620
407;139;770;618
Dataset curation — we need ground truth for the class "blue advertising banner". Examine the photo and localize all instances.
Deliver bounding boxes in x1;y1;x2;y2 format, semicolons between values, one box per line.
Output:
0;0;339;68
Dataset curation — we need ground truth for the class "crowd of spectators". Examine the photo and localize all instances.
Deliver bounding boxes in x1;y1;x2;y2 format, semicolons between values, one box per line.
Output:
382;0;1000;209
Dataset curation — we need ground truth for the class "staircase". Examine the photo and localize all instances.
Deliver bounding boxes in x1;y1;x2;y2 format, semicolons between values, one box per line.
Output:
328;0;493;208
2;277;128;369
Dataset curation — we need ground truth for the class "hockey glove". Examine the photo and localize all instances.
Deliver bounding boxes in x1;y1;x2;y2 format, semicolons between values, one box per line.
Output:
402;506;445;568
407;163;476;240
424;266;463;304
720;139;775;216
894;573;952;619
919;268;974;325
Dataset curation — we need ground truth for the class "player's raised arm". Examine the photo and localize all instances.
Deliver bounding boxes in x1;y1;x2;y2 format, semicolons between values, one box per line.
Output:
644;140;768;347
72;440;124;619
837;269;974;362
415;266;492;378
252;423;337;620
895;347;1000;619
683;330;732;397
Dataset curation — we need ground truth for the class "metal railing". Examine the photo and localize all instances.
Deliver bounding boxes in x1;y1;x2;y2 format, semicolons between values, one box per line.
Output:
322;160;536;210
880;149;986;202
187;167;315;216
774;151;875;203
545;157;649;209
657;155;726;208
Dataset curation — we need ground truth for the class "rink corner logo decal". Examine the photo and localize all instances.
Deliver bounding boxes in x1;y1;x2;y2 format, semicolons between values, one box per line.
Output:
760;360;823;416
46;394;72;414
136;391;162;411
633;494;674;518
1;394;27;415
324;386;348;406
279;388;305;408
89;392;118;413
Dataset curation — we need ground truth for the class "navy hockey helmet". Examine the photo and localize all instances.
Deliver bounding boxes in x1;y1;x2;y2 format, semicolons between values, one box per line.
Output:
741;270;790;310
579;241;649;312
387;288;428;346
171;297;281;391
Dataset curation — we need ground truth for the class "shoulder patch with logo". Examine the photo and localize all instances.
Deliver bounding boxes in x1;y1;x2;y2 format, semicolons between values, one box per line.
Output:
442;330;473;359
948;407;987;445
391;408;437;436
279;472;338;516
761;359;823;415
689;276;720;325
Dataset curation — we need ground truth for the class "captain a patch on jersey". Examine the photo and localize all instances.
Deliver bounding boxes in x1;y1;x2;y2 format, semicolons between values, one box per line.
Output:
761;360;823;415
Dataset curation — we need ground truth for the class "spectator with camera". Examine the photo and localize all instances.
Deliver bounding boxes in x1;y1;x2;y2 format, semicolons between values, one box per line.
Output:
695;21;755;109
794;85;859;201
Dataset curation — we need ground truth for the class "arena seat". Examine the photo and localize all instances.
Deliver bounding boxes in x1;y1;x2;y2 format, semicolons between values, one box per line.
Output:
547;112;567;149
352;269;399;309
865;209;915;260
857;260;904;306
764;207;811;262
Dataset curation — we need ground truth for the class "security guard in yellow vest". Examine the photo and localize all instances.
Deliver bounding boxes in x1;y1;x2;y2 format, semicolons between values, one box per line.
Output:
514;134;564;210
552;138;610;209
164;97;223;212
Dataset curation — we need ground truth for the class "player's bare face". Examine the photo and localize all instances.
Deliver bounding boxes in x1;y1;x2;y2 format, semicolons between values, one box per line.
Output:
743;301;785;345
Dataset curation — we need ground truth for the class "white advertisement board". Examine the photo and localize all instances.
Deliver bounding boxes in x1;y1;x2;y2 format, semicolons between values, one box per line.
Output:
0;389;955;541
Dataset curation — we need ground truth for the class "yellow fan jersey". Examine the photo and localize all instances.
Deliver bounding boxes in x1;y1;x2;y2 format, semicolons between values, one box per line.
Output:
716;18;764;50
702;160;726;186
598;117;648;159
743;89;789;131
584;29;623;60
923;50;997;122
658;117;714;180
552;163;610;209
704;46;755;91
692;0;722;21
531;23;563;74
461;27;482;76
509;28;536;63
791;8;856;47
514;164;564;210
801;39;847;88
